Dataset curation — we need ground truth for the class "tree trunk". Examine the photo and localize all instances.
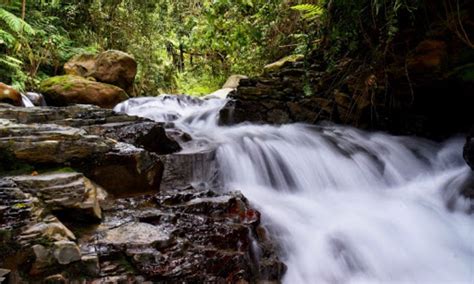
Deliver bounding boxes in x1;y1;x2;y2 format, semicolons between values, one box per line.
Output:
179;43;185;72
21;0;26;20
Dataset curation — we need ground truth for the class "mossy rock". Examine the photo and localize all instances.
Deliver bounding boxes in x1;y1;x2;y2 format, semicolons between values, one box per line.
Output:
40;75;129;109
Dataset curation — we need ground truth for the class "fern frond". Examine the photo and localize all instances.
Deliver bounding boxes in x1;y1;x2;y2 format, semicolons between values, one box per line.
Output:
0;28;15;47
0;54;23;69
0;8;36;36
291;4;325;21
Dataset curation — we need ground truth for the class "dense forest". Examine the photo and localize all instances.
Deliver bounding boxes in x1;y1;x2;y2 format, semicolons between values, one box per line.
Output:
0;0;314;95
2;0;471;96
0;0;473;283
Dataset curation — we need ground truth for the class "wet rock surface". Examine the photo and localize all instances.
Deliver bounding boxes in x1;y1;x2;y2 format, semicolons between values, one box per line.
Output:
84;189;286;283
10;172;106;222
0;105;180;197
0;103;286;282
0;178;285;282
0;119;113;164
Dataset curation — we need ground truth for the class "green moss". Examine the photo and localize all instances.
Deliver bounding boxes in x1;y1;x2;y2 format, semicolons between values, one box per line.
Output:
39;75;79;92
12;203;29;209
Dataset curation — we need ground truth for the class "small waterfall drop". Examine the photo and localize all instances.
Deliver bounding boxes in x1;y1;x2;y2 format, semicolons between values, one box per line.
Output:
115;95;474;284
21;94;35;107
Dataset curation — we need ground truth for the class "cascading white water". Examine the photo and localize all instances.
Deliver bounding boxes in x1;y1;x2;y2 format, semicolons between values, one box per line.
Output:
21;94;35;107
115;95;474;284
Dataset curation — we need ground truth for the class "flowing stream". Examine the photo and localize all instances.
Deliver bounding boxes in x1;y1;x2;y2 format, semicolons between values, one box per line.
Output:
115;94;474;284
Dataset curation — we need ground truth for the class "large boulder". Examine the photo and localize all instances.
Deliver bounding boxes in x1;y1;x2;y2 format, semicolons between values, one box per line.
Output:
40;75;129;108
0;82;23;106
89;50;137;94
64;54;96;77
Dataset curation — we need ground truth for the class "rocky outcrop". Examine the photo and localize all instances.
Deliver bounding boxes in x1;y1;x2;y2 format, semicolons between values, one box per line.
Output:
40;75;129;108
85;119;181;155
85;189;286;283
0;104;183;196
161;149;219;191
219;57;337;126
0;103;181;155
221;37;474;139
1;173;285;283
64;50;138;95
0;82;23;107
0;104;286;282
9;172;106;222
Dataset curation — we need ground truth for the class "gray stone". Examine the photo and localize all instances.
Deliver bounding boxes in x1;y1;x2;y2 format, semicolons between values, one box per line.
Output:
0;119;113;164
99;222;171;248
53;241;81;265
10;172;106;221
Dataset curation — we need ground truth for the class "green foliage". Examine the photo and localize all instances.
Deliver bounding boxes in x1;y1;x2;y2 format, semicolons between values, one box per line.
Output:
0;0;425;96
177;71;226;96
0;8;35;36
291;4;325;21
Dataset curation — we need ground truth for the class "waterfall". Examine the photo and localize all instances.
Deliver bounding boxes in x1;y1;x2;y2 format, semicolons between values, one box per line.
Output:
21;94;35;107
115;95;474;284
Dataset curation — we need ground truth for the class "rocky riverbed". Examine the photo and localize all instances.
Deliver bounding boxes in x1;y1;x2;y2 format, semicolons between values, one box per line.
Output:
0;103;285;283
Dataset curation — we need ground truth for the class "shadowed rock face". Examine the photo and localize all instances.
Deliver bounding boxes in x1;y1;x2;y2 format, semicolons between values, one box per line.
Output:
78;142;164;197
464;127;474;170
220;37;474;140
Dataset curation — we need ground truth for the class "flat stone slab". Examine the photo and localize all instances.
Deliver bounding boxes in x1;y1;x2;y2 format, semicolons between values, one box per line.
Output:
99;222;171;247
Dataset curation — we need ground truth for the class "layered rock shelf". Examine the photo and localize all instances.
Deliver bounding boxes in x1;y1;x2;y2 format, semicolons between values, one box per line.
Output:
0;104;285;283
